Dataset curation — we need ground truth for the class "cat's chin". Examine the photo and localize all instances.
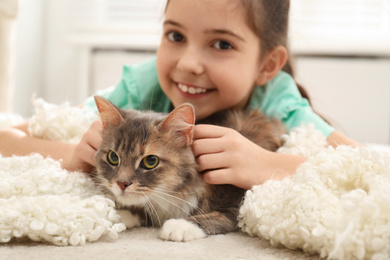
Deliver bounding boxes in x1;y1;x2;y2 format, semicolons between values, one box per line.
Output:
115;194;144;207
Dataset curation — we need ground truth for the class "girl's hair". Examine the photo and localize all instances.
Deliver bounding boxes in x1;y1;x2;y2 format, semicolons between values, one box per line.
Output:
241;0;311;103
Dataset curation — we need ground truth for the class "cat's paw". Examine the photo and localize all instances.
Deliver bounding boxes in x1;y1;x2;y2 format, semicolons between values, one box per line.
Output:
116;209;141;229
159;219;207;242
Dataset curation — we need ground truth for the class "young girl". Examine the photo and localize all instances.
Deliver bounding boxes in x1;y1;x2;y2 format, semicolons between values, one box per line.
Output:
0;0;358;190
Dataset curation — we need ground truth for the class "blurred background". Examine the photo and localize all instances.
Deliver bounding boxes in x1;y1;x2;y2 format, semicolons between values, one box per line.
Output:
1;0;390;144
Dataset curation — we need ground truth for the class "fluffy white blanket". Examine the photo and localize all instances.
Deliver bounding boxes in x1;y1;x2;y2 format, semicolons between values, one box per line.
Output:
1;99;390;260
239;131;390;260
0;99;125;246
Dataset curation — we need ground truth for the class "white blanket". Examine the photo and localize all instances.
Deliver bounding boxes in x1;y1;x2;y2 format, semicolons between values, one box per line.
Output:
239;132;390;260
0;99;125;246
1;99;390;260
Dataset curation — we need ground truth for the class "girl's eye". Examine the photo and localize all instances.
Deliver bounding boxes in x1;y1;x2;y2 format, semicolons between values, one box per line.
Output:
107;150;120;166
213;40;233;50
167;31;185;42
141;155;159;169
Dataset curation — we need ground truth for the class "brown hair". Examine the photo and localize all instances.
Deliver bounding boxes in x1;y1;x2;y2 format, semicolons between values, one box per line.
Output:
240;0;311;103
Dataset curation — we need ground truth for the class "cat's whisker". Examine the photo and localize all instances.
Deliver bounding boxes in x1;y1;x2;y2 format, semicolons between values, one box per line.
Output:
151;195;211;234
140;196;155;228
146;196;176;227
153;187;197;195
141;196;154;226
152;189;215;232
152;189;208;215
142;199;157;228
142;192;163;227
149;192;212;234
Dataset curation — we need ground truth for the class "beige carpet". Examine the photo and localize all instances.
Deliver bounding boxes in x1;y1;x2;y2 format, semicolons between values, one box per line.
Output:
0;228;319;260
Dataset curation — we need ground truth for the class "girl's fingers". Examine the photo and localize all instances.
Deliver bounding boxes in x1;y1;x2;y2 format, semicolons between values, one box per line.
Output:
76;120;103;167
88;121;103;150
196;152;228;172
192;138;224;157
88;134;102;151
74;139;97;167
192;125;235;157
90;120;102;131
193;124;226;139
84;144;98;166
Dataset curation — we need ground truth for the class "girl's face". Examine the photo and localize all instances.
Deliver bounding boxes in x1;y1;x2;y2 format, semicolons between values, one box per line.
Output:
157;0;263;120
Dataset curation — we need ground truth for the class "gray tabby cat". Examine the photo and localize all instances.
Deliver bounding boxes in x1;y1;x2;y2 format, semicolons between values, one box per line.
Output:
93;96;285;242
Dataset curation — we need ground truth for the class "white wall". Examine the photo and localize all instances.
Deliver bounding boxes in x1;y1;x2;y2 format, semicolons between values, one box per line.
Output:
41;0;79;106
14;0;79;117
295;57;390;144
13;0;163;116
13;0;44;116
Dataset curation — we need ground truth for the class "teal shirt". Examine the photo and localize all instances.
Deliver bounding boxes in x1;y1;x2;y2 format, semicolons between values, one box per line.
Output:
84;57;334;137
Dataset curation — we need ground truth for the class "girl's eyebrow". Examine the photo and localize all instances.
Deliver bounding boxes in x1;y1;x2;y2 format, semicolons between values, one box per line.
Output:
163;19;245;42
205;29;246;42
163;19;183;28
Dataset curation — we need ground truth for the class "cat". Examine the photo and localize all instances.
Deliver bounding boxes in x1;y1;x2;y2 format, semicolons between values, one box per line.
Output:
93;96;285;242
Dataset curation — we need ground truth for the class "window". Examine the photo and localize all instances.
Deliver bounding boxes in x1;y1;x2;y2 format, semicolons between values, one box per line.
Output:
70;0;390;55
290;0;390;55
70;0;166;34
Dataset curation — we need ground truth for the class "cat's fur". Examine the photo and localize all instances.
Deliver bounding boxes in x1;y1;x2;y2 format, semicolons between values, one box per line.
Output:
93;96;285;242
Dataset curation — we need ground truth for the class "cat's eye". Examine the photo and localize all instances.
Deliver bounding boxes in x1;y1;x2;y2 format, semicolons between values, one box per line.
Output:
107;150;120;166
141;155;159;169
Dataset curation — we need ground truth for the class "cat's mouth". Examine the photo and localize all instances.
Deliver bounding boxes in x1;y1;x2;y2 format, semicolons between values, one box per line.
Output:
113;188;146;206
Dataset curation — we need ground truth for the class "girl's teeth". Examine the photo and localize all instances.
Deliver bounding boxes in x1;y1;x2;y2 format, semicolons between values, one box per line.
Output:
181;84;188;92
179;84;206;94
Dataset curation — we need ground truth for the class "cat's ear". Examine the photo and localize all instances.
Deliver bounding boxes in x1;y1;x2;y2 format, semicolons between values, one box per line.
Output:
159;103;195;145
94;96;124;129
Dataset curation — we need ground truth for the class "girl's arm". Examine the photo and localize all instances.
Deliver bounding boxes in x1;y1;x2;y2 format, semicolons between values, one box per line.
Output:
192;125;359;190
327;130;360;147
0;122;70;158
0;121;102;173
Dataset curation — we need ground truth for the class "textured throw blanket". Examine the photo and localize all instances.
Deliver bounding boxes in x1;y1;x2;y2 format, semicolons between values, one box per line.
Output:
0;99;125;246
239;130;390;260
1;99;390;260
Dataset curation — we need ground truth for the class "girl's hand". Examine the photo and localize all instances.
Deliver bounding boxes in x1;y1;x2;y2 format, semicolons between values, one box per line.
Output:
65;120;103;173
192;124;304;189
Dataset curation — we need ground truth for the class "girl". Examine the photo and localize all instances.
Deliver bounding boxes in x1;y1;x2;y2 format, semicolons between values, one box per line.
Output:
0;0;358;189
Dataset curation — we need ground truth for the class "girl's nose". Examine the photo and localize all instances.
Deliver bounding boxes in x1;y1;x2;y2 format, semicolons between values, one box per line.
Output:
176;47;204;75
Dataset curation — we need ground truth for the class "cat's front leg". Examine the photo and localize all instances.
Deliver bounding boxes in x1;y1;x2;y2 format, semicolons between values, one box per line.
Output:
159;219;207;242
116;209;142;229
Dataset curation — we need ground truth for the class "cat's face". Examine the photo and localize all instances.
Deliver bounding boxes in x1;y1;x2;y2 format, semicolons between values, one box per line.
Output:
94;96;198;207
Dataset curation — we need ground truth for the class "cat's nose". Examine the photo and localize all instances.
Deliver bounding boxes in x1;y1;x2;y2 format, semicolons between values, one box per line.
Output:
117;181;132;191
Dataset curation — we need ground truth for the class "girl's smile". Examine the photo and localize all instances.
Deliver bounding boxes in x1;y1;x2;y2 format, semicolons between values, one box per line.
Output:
176;82;214;99
178;83;208;95
156;0;264;120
